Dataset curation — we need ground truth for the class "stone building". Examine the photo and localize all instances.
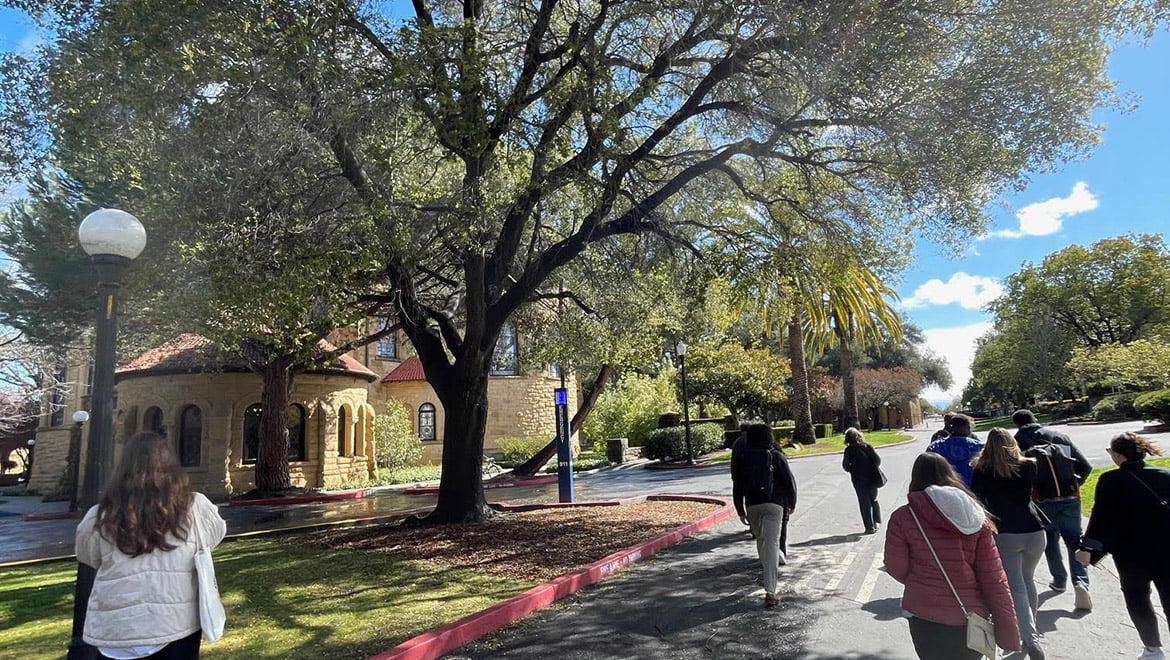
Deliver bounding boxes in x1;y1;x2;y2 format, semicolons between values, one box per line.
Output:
28;324;576;499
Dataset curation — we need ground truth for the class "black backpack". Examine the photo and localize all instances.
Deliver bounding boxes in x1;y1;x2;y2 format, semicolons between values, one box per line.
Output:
1024;443;1080;498
739;448;775;499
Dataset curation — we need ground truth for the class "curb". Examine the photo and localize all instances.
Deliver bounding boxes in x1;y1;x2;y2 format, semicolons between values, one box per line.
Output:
227;488;371;507
643;435;919;471
24;511;83;522
786;435;919;461
403;475;558;495
364;494;734;660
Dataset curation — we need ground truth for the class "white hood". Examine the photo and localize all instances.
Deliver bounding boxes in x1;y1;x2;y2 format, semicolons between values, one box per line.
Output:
925;485;986;535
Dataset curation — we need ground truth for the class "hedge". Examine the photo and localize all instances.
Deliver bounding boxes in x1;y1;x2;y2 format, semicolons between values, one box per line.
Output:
815;423;833;439
1135;389;1170;423
643;423;725;461
772;426;795;441
1091;392;1141;421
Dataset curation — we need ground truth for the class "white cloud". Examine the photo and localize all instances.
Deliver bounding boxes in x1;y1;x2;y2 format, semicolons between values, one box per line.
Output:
920;322;994;405
902;272;1004;310
985;182;1098;239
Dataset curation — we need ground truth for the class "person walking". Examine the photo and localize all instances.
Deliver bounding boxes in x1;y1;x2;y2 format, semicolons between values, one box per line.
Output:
1077;432;1170;660
971;428;1047;659
75;431;227;659
732;423;798;608
929;412;954;443
842;427;884;534
885;452;1021;659
1012;409;1093;611
926;414;983;487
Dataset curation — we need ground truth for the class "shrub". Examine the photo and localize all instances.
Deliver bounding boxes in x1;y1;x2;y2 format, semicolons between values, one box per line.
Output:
815;423;833;439
643;423;724;461
772;426;795;441
1091;392;1141;421
583;371;680;448
496;436;548;465
1135;389;1170;423
1049;400;1091;420
374;401;422;470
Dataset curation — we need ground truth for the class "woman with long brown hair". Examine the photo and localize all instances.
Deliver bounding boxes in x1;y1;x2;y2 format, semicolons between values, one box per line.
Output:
885;452;1020;659
971;427;1046;659
75;431;226;659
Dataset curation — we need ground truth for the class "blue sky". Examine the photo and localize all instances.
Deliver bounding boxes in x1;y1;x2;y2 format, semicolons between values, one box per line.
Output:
2;9;1166;406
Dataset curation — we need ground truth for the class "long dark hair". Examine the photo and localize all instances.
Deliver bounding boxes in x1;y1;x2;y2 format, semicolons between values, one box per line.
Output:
844;427;867;447
909;452;969;493
96;431;192;556
1111;432;1165;462
743;423;776;449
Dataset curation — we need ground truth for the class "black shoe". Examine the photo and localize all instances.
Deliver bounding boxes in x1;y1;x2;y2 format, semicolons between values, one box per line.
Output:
864;527;877;534
1024;641;1045;660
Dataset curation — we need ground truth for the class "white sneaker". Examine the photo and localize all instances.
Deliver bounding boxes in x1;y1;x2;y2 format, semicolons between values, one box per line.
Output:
1074;583;1093;611
1138;647;1166;660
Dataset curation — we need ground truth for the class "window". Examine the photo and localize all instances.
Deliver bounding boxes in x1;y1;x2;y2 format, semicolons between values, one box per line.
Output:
178;405;202;468
418;403;436;441
243;403;262;464
337;406;349;456
548;362;562;379
145;407;165;436
490;324;518;376
375;326;398;360
288;404;306;462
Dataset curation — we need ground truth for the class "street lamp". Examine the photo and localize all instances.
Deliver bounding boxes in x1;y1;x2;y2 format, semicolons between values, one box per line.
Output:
676;341;695;465
67;410;90;513
24;439;35;482
70;208;145;660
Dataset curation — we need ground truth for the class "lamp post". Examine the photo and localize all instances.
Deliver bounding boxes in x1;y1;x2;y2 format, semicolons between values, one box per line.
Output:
69;208;146;660
67;410;90;513
24;439;35;482
676;341;695;465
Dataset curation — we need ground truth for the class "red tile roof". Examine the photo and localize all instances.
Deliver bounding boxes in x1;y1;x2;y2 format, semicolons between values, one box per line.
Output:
381;357;426;383
117;334;377;380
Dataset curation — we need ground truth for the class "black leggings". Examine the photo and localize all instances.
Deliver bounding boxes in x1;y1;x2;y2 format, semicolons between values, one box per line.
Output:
907;617;981;660
1117;558;1170;647
99;631;201;660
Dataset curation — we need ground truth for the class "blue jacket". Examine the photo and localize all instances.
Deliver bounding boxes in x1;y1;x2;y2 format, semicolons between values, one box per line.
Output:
926;434;984;486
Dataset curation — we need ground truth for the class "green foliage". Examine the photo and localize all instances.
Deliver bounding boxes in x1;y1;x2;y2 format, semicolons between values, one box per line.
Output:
583;371;679;448
643;423;724;461
373;401;421;471
1091;392;1141;421
1047;400;1093;420
772;426;796;441
1066;339;1170;392
496;437;547;465
681;340;789;418
1134;389;1170;422
814;423;833;439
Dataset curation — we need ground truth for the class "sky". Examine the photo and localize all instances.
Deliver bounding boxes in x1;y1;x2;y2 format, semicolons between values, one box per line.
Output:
1;9;1167;407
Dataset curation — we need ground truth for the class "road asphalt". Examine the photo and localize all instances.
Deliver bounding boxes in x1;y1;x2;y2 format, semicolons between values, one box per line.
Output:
2;419;1166;660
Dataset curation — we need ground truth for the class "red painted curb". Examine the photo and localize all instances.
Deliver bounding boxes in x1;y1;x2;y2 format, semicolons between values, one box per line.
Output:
403;475;558;495
23;511;84;522
364;494;734;660
228;488;371;507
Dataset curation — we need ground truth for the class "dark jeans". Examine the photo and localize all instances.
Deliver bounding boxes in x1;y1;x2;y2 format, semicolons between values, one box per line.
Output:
1117;558;1170;647
99;631;201;660
853;483;881;530
1037;498;1088;588
907;616;981;660
779;508;790;555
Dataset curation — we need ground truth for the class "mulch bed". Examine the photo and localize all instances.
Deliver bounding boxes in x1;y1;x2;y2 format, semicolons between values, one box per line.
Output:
295;500;720;582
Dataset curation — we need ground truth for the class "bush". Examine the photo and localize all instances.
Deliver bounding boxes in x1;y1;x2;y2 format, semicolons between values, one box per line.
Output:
496;436;548;465
583;371;680;448
1135;389;1170;423
1091;392;1141;421
815;423;833;439
1048;400;1092;420
772;426;795;441
643;423;724;461
374;401;422;470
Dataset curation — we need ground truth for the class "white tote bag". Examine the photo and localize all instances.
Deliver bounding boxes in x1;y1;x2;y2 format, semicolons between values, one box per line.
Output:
191;512;227;642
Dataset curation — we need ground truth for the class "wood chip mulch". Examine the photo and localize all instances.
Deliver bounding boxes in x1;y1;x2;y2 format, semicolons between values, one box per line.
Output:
296;500;720;581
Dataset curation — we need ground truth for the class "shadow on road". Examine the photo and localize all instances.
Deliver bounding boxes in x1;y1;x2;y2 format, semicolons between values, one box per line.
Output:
791;533;865;548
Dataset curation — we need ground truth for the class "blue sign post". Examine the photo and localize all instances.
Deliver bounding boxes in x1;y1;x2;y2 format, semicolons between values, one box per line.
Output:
554;387;574;503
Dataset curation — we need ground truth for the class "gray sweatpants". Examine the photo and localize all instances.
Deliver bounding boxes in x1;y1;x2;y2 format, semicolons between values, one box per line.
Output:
747;502;786;596
996;530;1047;646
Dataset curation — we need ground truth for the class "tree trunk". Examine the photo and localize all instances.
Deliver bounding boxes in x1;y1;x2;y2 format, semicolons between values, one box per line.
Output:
510;363;615;478
788;315;816;445
422;367;494;524
255;356;295;492
837;327;860;430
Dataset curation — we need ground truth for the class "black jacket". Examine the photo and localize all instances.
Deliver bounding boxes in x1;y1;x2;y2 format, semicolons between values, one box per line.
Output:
971;461;1044;534
842;443;882;487
731;443;797;517
1081;461;1170;566
1013;423;1092;498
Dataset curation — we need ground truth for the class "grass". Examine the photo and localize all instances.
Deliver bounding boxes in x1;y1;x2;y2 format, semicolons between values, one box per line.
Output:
327;465;445;490
706;430;911;464
0;536;535;660
1079;457;1170;515
972;412;1055;433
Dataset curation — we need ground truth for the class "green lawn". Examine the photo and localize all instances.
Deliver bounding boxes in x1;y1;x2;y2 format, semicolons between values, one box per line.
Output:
706;430;911;464
0;536;534;660
1079;457;1170;516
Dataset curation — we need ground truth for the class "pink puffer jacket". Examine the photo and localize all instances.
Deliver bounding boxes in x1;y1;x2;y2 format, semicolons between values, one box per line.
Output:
885;487;1021;653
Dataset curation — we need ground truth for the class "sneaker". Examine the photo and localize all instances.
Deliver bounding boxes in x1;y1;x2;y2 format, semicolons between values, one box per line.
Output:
1139;647;1167;660
864;527;877;534
1024;641;1045;660
1048;582;1067;593
1074;583;1093;611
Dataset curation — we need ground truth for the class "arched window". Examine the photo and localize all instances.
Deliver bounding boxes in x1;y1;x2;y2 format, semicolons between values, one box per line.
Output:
337;406;349;457
243;403;262;464
490;324;519;375
418;403;436;441
288;404;306;462
145;406;165;436
178;405;202;468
